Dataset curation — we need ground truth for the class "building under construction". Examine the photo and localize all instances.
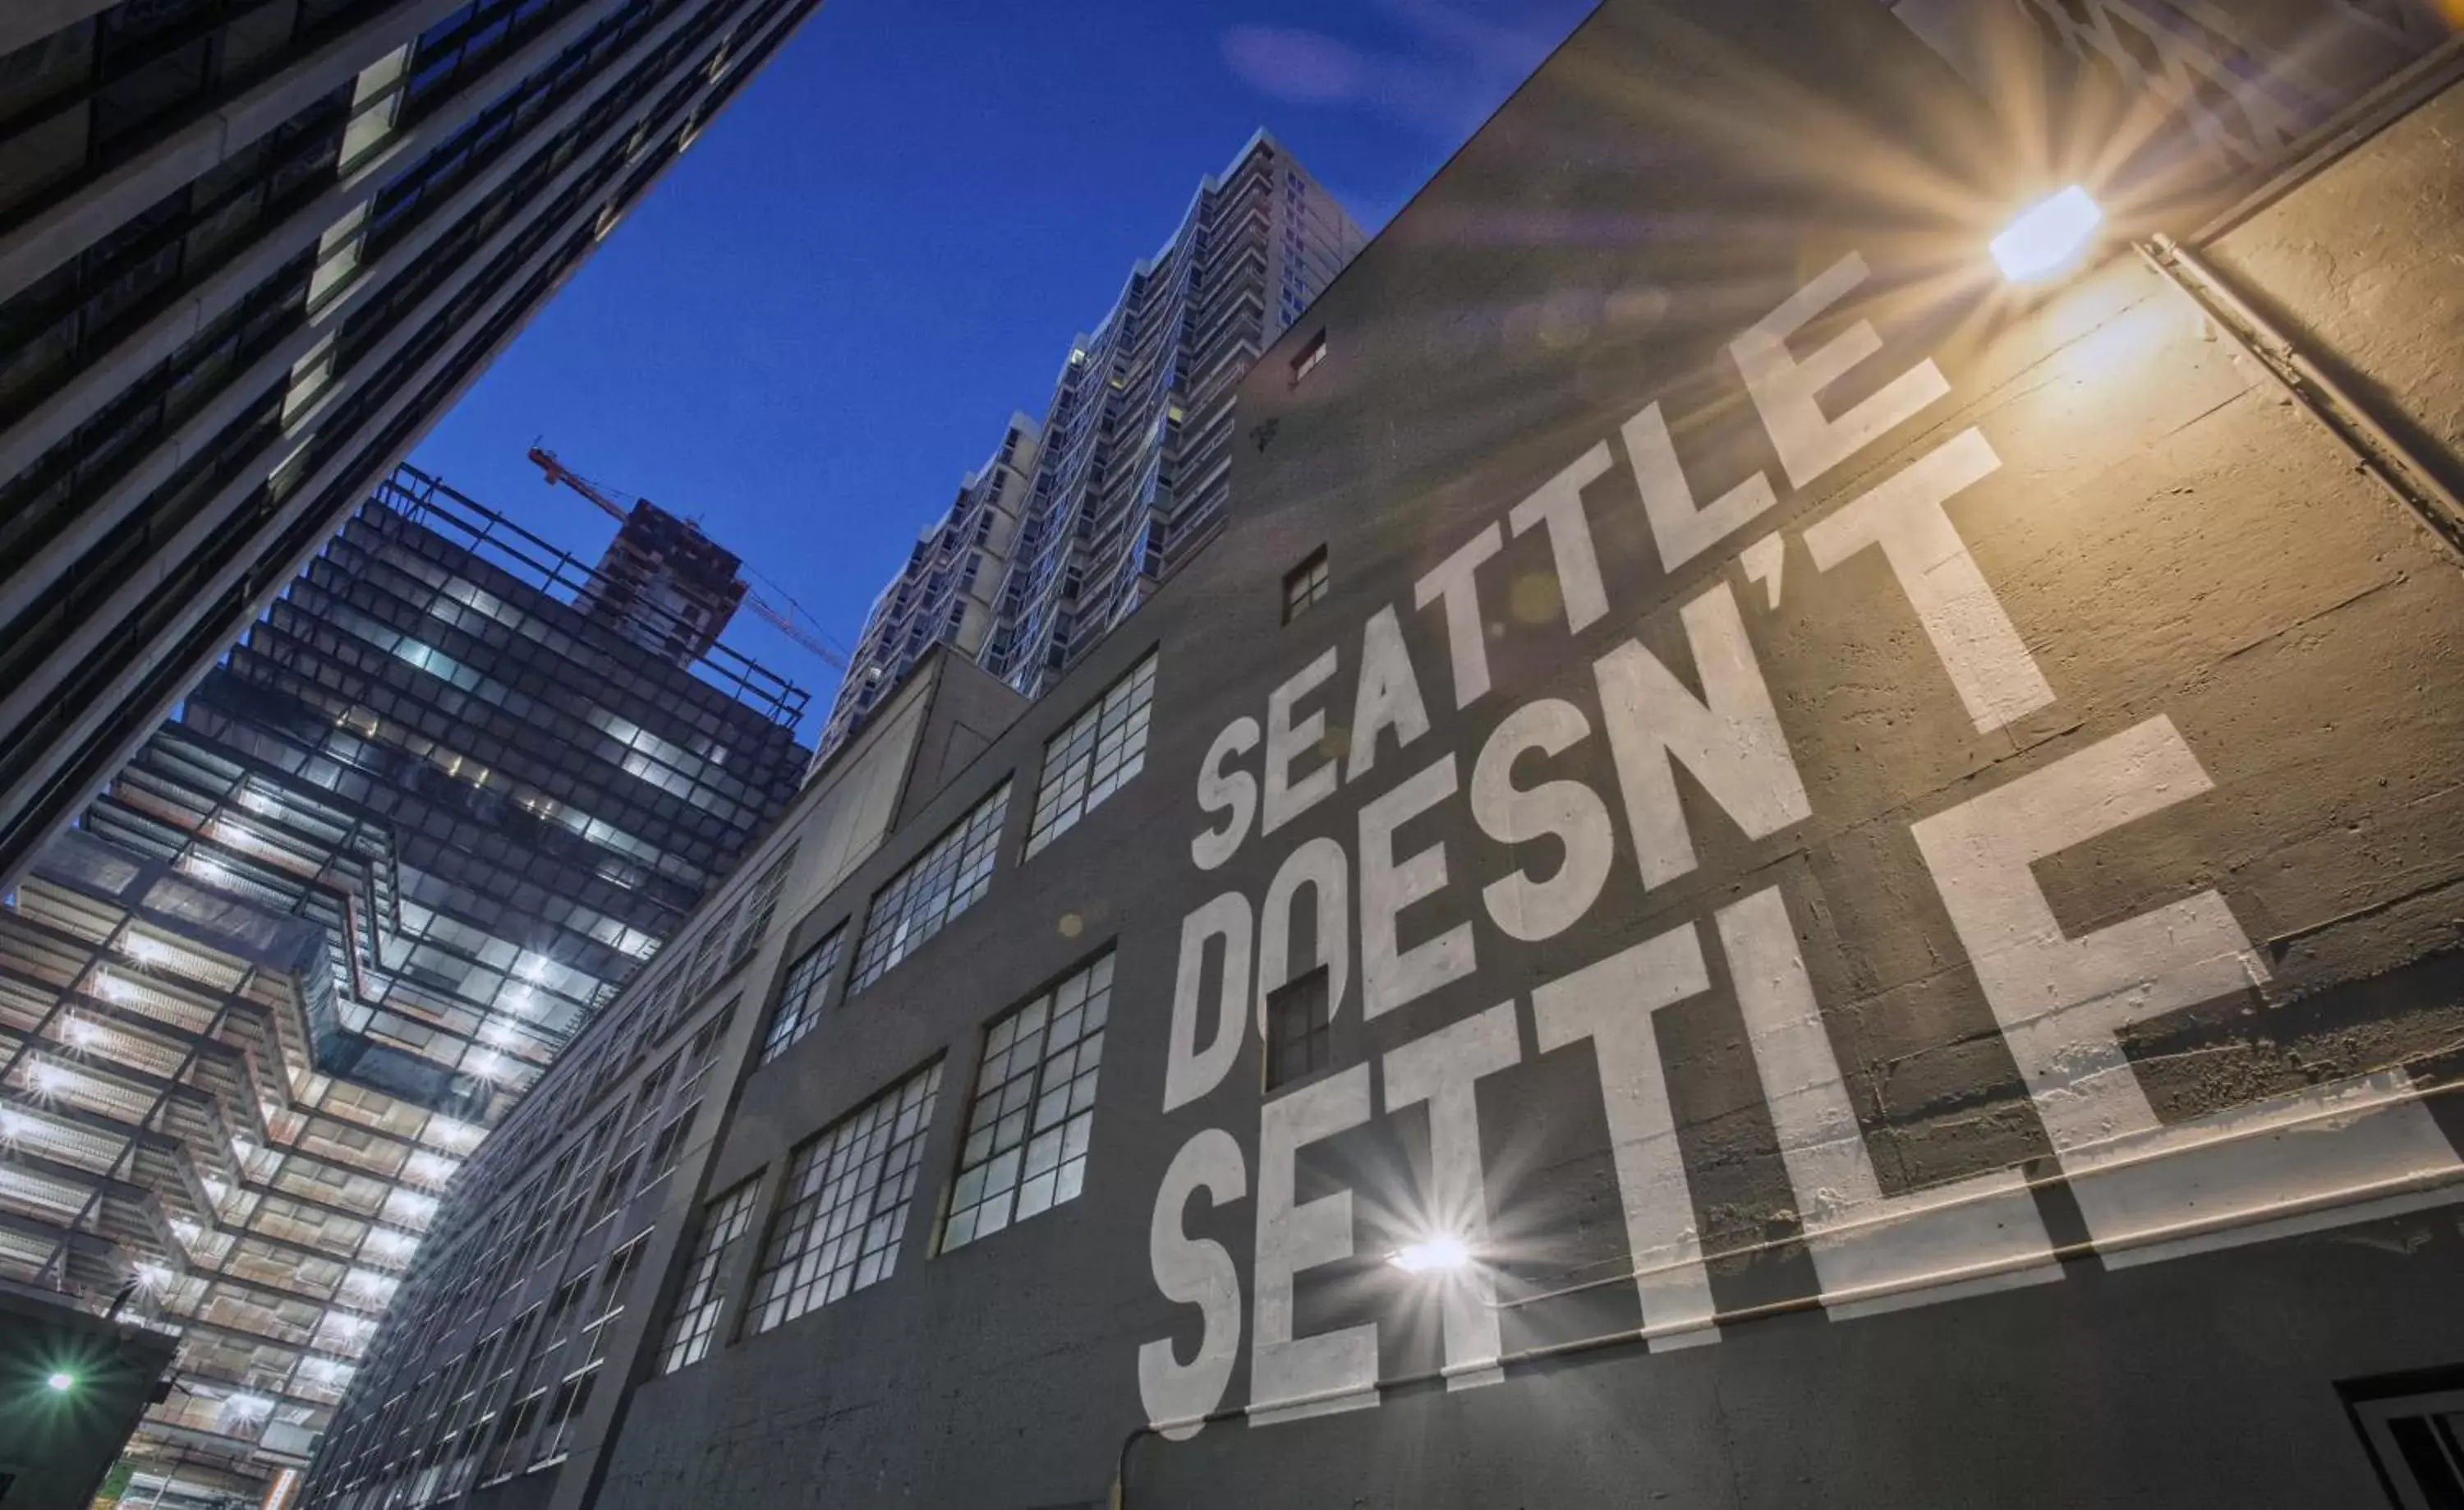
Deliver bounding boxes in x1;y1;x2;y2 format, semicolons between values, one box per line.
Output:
531;446;848;684
576;503;748;670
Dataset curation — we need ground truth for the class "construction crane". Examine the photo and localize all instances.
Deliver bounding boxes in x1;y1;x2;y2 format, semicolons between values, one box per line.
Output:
528;444;848;672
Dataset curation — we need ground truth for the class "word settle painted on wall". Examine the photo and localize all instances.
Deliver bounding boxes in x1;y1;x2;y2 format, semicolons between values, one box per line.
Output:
1134;252;2464;1436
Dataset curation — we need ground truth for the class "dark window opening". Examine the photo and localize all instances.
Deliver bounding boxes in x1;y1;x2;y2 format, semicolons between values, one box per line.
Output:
1290;328;1328;382
1264;965;1331;1092
2343;1365;2464;1508
1282;546;1328;624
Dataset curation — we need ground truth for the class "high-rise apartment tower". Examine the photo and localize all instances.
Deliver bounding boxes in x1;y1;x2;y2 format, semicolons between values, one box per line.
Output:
813;415;1038;760
0;0;829;895
815;133;1364;760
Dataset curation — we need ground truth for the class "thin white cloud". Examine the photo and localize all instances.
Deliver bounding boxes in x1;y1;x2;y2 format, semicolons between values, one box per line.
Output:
1221;2;1578;136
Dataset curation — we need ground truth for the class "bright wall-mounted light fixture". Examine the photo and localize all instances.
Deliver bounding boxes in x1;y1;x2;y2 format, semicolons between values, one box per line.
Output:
1992;186;2104;283
1387;1234;1473;1274
46;1370;76;1393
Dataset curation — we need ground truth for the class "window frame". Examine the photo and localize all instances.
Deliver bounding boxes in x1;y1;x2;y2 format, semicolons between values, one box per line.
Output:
1023;651;1157;859
745;1059;944;1334
1282;546;1329;624
2343;1365;2464;1508
655;1178;759;1374
848;783;1009;992
939;951;1112;1252
757;925;845;1066
1263;964;1334;1092
1289;328;1328;383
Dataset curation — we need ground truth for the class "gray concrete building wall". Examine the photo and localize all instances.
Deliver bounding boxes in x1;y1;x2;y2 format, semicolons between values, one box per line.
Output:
320;4;2464;1508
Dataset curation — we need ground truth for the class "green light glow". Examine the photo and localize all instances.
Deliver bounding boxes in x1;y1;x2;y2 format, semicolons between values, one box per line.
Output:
45;1370;76;1393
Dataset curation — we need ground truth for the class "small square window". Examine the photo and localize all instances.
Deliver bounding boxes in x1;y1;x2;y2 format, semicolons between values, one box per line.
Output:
1291;329;1328;383
1264;966;1331;1091
1282;548;1329;625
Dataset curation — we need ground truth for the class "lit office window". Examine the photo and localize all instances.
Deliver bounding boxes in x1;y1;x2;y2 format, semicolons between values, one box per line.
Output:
747;1061;942;1333
655;1181;758;1374
758;928;844;1066
941;954;1110;1250
1023;654;1156;859
848;785;1009;992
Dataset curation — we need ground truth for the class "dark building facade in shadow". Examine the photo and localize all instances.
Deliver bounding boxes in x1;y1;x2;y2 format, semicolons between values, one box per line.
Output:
306;3;2464;1508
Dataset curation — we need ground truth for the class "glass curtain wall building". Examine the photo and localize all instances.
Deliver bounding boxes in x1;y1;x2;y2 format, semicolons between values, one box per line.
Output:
0;0;830;896
815;133;1365;762
0;465;807;1506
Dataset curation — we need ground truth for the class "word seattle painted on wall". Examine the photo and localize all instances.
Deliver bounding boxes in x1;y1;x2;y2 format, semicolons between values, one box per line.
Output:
1134;255;2463;1437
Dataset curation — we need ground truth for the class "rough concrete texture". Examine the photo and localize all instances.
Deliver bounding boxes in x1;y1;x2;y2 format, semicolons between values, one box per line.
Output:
583;6;2464;1507
2207;78;2464;474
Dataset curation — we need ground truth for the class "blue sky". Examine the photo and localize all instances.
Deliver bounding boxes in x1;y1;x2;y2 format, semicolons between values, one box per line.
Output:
410;0;1593;738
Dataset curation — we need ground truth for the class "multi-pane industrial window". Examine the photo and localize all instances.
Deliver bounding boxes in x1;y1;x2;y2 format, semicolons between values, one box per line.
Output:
758;928;844;1066
1023;654;1156;859
941;954;1111;1250
586;1141;641;1229
481;1390;543;1483
678;1000;735;1099
644;1107;695;1183
540;1269;593;1358
1283;547;1329;623
747;1061;942;1333
527;1234;645;1466
848;784;1009;992
655;1179;757;1375
685;898;742;998
533;1370;593;1468
1264;967;1332;1091
729;845;798;965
